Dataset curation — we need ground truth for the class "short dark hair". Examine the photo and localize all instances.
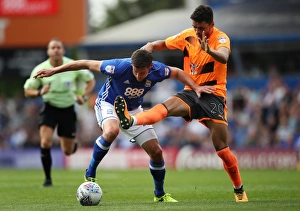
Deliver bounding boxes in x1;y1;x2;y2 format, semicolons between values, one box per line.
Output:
49;37;62;43
190;5;213;24
48;37;63;49
131;49;153;68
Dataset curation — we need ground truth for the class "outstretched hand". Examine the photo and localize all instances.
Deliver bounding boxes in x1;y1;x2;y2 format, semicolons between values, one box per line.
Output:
199;31;210;53
194;85;216;98
33;69;55;79
140;42;154;52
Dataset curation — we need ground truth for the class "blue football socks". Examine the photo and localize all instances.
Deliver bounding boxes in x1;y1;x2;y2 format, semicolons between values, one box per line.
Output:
149;160;166;197
86;136;111;178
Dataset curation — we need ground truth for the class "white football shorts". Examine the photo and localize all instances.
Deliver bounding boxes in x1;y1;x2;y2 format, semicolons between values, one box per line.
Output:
94;100;157;146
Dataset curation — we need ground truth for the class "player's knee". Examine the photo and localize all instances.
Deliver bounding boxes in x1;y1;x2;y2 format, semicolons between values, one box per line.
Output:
40;139;52;148
102;129;119;142
64;151;72;156
149;147;163;160
63;148;73;156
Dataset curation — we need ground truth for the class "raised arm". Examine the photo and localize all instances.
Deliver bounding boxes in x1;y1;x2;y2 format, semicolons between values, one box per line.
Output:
141;40;168;52
34;60;103;78
199;31;230;64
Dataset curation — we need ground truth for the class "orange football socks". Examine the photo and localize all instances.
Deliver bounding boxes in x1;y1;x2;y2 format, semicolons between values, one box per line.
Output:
217;147;242;187
135;104;168;125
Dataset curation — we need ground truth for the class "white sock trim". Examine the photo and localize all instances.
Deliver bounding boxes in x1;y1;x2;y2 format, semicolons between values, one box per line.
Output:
132;116;137;126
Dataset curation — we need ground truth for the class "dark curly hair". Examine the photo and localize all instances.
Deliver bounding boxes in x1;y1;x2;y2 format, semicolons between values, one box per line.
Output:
190;5;213;24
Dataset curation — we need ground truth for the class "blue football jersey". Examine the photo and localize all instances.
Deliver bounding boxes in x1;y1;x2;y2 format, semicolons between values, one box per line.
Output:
97;58;172;110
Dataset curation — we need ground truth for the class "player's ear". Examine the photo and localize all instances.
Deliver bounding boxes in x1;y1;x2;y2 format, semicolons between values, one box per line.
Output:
148;62;153;69
47;48;50;57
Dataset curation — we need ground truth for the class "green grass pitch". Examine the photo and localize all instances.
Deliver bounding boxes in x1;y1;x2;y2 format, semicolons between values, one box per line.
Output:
0;169;299;211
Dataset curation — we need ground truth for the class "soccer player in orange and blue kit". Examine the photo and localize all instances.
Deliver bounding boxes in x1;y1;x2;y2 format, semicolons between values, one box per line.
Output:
114;5;248;202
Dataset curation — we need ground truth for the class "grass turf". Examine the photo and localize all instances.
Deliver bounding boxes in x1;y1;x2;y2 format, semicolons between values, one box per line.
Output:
0;169;299;211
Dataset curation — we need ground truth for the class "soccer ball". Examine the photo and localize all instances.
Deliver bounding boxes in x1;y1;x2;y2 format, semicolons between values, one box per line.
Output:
76;182;102;206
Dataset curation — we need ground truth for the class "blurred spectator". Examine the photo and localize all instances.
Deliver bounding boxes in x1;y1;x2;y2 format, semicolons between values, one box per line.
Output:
184;120;212;150
260;76;290;147
276;114;294;148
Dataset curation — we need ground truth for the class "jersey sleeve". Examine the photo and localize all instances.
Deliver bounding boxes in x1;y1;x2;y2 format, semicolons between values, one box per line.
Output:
100;59;130;77
151;61;172;82
75;70;95;95
165;29;192;51
216;32;230;51
23;65;43;90
77;69;95;82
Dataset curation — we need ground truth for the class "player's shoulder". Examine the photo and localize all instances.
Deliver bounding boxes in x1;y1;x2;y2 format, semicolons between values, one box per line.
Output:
114;58;132;70
152;61;167;70
170;28;195;39
119;58;131;64
213;27;230;39
63;56;74;64
151;61;171;77
31;59;50;73
209;27;230;47
101;58;131;76
103;58;131;65
184;28;195;33
181;28;196;37
37;59;50;67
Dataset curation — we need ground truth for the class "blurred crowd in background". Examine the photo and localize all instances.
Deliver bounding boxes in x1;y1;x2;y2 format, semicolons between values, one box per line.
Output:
1;72;299;151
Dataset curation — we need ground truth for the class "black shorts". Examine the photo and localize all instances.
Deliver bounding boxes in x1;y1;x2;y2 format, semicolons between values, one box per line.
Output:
39;102;77;138
174;90;228;125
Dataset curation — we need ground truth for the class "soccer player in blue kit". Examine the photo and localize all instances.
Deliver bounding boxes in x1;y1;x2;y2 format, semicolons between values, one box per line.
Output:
34;49;215;202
